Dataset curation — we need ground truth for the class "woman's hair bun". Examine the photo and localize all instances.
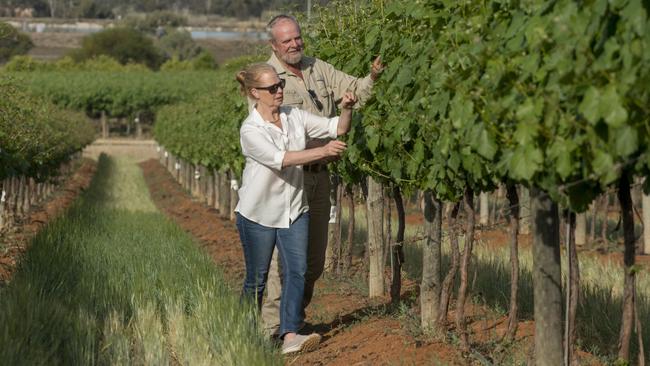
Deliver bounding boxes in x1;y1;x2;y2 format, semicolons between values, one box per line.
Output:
235;63;277;98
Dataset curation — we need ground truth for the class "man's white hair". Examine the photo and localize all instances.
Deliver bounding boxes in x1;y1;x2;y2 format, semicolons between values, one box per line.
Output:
266;14;301;42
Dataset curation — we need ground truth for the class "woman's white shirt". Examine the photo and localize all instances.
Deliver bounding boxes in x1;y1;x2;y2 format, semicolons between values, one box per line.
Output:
235;106;339;228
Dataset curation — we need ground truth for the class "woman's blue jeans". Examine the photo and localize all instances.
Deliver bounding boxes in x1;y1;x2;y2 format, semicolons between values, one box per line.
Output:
235;212;309;337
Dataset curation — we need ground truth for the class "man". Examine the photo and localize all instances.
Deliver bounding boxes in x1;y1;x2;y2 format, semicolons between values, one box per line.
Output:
262;14;383;337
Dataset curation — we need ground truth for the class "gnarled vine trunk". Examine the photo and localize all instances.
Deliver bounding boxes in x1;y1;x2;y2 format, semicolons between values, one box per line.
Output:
438;202;460;326
565;212;580;366
642;183;650;255
617;174;636;362
390;186;406;305
505;183;520;341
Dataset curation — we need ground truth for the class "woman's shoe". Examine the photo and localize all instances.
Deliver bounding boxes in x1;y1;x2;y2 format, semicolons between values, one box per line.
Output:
281;333;321;355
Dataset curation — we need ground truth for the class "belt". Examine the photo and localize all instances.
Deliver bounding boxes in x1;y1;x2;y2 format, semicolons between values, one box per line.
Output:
303;163;327;173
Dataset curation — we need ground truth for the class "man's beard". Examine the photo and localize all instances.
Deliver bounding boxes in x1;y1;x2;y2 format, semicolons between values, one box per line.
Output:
280;50;303;65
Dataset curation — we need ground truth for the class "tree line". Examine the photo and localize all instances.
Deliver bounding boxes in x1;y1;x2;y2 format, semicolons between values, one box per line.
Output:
1;0;330;19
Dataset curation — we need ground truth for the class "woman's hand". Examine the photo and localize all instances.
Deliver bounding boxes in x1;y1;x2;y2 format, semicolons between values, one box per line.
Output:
336;92;356;136
321;140;347;157
340;91;357;110
370;56;384;81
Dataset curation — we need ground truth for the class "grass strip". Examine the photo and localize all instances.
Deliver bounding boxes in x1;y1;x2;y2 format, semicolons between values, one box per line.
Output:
0;154;280;365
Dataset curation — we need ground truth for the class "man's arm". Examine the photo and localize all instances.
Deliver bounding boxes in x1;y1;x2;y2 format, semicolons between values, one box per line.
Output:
318;56;383;107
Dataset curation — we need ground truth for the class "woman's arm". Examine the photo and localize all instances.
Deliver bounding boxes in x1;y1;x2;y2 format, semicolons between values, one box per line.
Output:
336;91;356;136
301;92;358;139
282;140;347;168
241;120;349;170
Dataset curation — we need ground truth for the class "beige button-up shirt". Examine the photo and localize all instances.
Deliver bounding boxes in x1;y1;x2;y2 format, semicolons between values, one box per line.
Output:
235;106;340;228
267;53;374;118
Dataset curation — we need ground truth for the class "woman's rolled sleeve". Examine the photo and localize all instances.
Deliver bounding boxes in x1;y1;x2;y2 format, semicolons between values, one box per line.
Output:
273;150;286;168
240;126;285;170
302;108;339;139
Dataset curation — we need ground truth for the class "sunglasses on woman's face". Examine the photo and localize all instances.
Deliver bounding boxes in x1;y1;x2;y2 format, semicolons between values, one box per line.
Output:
257;79;286;94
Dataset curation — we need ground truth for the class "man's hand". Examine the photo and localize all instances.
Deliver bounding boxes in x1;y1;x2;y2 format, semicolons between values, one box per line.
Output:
340;91;358;110
370;56;385;81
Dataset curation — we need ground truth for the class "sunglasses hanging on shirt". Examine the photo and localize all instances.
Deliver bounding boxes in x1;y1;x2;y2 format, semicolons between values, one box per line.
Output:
307;89;324;112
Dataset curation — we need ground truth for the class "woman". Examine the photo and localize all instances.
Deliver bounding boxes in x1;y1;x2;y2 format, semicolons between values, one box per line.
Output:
234;62;356;355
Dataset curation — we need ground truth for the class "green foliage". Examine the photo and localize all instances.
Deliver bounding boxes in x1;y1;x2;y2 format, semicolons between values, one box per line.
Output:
0;76;95;180
79;54;150;71
75;53;128;70
191;50;218;70
50;56;78;71
1;55;153;72
306;0;497;200
160;57;195;71
2;55;43;71
154;55;264;175
305;0;650;212
0;22;34;63
11;70;217;119
71;28;163;69
160;51;218;71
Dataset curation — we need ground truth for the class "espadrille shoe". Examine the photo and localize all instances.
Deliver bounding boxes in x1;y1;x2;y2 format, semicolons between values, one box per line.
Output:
281;333;321;355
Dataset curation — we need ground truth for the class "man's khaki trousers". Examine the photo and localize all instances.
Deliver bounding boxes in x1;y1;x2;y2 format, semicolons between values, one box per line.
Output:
261;169;331;335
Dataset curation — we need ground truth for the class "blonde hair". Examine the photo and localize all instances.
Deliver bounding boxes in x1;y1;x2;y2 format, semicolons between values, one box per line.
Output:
235;63;277;98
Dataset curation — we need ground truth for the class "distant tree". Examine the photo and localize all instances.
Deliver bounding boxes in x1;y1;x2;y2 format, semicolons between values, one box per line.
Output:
121;10;188;34
71;27;163;69
0;22;33;63
157;29;201;61
71;0;113;18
